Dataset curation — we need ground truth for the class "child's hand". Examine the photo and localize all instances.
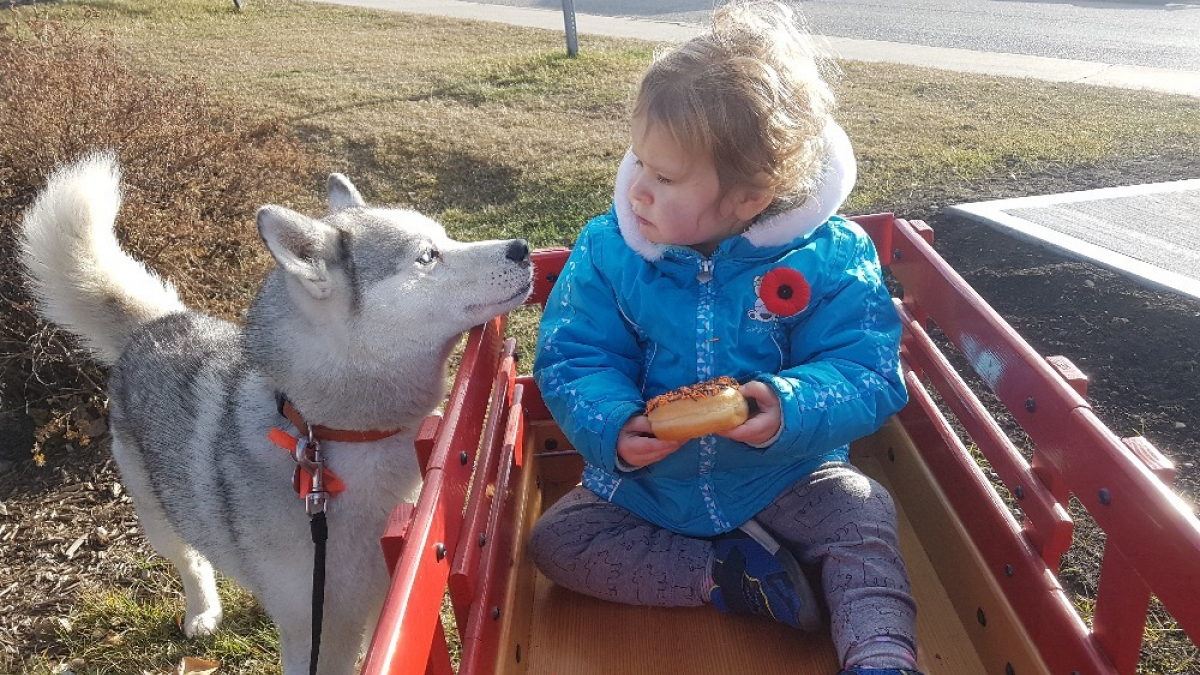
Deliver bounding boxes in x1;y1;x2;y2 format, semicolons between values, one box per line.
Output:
617;415;684;468
718;381;782;446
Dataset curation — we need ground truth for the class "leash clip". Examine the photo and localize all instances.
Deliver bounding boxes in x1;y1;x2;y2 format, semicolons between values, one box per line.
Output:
300;429;329;517
306;487;328;517
291;425;318;465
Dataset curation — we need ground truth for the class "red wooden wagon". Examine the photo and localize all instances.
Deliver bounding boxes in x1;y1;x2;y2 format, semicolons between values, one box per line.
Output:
358;214;1200;675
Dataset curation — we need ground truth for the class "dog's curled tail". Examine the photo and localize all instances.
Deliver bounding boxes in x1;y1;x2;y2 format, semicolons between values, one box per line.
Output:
19;152;187;366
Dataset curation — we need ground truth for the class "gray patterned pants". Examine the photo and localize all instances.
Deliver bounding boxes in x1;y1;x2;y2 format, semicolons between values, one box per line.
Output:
528;462;917;662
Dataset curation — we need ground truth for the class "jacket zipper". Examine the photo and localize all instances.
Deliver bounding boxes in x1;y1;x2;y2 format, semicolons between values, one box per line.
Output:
695;256;731;532
696;257;716;381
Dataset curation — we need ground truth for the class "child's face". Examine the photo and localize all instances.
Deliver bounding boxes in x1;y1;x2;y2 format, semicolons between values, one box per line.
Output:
628;118;764;255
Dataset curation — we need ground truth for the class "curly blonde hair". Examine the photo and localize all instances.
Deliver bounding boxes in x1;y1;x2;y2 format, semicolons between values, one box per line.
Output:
632;1;837;216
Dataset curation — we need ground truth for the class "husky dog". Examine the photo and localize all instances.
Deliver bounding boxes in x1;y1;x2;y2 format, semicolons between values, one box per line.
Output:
19;153;534;674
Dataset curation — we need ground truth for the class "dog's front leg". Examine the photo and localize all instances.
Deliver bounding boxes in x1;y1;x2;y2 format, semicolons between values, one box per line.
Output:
278;612;366;675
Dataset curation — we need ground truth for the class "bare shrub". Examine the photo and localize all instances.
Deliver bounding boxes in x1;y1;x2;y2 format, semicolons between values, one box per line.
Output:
0;11;319;461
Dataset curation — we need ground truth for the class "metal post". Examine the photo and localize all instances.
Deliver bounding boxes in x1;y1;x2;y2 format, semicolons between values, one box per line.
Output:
562;0;579;57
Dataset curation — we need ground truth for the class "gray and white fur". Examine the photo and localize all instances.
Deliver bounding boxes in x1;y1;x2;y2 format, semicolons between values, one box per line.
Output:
19;153;534;674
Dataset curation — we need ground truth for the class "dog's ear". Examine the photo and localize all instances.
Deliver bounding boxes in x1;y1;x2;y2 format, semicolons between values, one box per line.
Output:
257;205;343;300
327;173;366;212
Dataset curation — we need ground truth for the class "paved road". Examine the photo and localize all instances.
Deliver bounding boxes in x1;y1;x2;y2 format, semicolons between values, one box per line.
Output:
456;0;1200;70
361;0;1200;96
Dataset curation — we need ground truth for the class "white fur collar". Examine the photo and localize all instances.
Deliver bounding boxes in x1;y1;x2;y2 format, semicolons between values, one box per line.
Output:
614;121;857;261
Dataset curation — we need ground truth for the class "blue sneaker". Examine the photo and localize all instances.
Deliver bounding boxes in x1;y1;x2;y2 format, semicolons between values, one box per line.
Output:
709;519;821;631
838;669;925;675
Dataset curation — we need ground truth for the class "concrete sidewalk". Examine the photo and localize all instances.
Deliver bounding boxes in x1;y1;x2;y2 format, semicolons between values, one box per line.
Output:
327;0;1200;97
949;182;1200;302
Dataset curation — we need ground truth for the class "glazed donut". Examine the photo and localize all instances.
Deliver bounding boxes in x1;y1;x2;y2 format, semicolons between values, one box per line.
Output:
645;376;750;441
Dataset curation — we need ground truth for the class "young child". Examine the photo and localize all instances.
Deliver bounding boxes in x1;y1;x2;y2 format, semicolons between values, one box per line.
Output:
530;3;920;674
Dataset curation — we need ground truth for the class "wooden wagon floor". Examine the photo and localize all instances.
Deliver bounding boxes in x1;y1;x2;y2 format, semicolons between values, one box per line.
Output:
518;453;986;675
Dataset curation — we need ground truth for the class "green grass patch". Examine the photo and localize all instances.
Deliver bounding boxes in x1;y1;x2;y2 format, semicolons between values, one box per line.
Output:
36;558;278;675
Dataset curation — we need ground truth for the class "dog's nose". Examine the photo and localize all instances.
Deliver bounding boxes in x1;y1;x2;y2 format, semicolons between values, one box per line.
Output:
506;239;530;264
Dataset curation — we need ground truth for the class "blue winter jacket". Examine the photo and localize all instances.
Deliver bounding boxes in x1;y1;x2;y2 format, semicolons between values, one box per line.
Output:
533;124;908;537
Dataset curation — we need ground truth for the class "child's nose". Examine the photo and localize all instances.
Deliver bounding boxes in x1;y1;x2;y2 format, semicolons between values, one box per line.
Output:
629;173;651;205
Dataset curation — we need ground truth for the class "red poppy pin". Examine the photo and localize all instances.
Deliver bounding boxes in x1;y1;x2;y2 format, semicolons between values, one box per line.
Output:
759;267;810;317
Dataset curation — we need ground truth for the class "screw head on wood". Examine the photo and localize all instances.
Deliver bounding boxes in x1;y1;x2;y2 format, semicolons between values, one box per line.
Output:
435;543;446;561
1099;488;1111;505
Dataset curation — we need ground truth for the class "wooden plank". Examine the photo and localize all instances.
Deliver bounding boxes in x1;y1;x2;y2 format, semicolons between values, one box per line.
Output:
360;464;452;675
461;388;530;674
888;215;1200;660
855;422;1046;675
451;340;518;622
515;376;553;426
1048;408;1200;640
1089;435;1177;675
529;248;571;307
848;212;896;265
523;572;838;675
897;372;1114;675
362;319;506;674
1092;542;1151;675
494;411;545;675
854;452;989;675
1122;435;1177;483
894;300;1072;571
888;218;1092;455
517;423;989;675
425;622;455;675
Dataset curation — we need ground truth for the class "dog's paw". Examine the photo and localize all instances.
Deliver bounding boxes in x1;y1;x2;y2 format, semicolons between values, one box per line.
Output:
182;609;223;638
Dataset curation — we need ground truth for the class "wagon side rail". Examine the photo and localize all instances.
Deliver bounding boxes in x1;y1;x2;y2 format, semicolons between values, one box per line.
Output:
361;249;568;675
872;213;1200;675
361;316;514;675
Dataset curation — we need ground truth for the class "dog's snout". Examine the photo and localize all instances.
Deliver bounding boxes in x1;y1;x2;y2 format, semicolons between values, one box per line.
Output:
506;239;530;264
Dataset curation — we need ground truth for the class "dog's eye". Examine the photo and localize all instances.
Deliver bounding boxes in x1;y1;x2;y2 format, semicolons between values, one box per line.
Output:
416;247;440;266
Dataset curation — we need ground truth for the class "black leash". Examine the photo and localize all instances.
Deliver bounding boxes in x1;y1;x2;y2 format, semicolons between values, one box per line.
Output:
295;420;330;675
309;509;328;675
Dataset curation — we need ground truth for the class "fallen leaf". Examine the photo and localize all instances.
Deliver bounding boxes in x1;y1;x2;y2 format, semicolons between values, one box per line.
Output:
170;656;220;675
85;417;109;438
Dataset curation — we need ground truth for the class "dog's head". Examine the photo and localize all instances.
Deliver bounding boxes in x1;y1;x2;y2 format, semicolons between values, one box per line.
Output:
252;173;533;353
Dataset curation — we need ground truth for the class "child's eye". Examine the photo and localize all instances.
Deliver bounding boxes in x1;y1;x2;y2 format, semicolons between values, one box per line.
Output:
632;157;670;184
